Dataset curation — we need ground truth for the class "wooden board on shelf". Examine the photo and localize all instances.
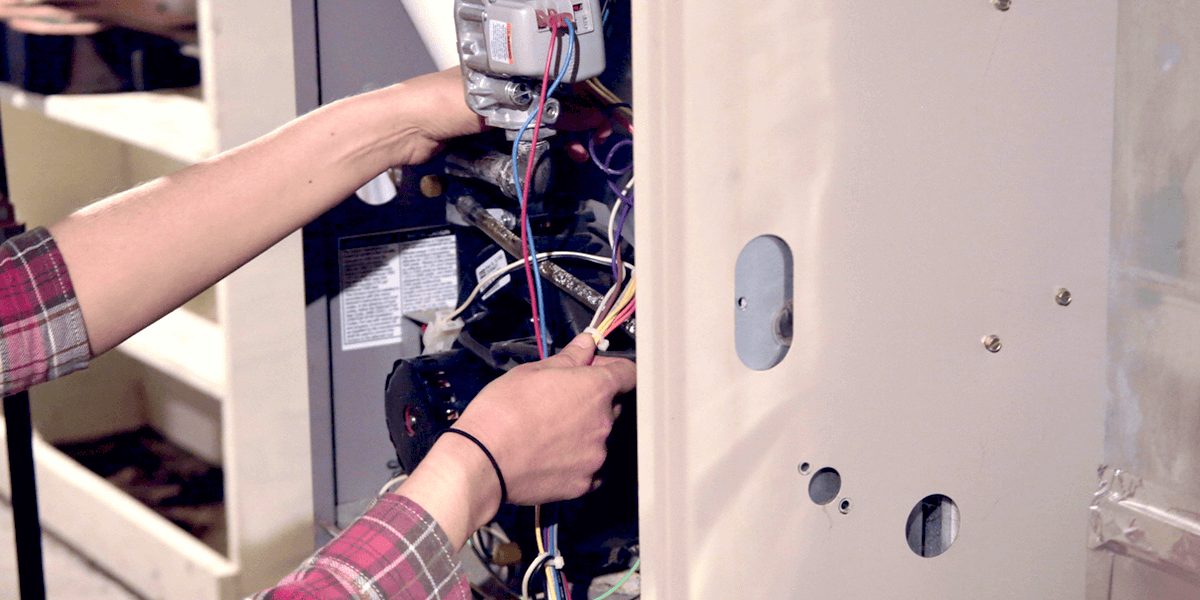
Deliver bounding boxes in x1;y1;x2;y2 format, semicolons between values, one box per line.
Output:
0;83;214;164
117;307;228;401
0;419;237;600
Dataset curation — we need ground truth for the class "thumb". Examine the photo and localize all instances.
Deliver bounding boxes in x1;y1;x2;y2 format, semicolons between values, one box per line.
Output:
540;334;596;368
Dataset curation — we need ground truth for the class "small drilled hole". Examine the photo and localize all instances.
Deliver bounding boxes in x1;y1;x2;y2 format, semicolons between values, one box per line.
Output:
808;467;841;505
737;297;749;310
839;498;852;514
798;462;811;475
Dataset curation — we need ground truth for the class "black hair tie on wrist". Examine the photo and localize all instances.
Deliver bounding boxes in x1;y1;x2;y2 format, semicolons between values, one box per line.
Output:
438;428;508;506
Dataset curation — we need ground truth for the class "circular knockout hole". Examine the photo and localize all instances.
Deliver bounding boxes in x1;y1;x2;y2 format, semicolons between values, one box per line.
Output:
807;467;841;505
798;462;812;475
905;494;960;558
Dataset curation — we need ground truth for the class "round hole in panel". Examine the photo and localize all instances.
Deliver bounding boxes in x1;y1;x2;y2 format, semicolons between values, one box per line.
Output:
807;467;841;505
798;461;812;475
905;494;960;558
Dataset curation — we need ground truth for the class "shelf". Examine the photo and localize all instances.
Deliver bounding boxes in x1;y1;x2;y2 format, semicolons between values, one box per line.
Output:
0;83;214;164
117;307;228;400
0;421;236;600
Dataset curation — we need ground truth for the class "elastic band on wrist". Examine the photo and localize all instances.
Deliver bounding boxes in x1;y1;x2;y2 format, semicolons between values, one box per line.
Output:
438;428;508;506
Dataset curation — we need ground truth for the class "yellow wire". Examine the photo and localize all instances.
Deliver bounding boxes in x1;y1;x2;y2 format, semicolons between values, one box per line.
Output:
592;275;637;343
585;79;633;123
534;506;557;600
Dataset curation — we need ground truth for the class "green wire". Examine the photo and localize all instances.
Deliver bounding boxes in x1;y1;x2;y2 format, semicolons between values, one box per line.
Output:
592;558;641;600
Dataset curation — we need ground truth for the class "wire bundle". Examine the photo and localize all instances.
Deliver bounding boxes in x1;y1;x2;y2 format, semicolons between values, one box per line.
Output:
500;12;639;598
511;16;577;360
586;148;636;346
509;14;577;600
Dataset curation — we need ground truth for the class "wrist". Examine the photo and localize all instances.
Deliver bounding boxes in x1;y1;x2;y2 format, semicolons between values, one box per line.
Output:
396;433;501;550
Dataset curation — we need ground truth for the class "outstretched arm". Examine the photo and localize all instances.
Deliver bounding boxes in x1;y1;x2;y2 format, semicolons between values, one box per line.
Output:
49;69;481;354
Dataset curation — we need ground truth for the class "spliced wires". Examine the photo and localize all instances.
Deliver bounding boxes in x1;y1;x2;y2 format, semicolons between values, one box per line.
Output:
588;273;636;347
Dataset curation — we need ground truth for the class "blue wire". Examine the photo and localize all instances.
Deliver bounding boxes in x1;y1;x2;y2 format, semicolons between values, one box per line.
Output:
512;19;576;357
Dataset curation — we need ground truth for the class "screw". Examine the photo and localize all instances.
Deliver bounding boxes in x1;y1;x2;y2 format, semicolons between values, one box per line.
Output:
505;81;533;107
419;175;444;199
983;334;1003;353
1056;288;1073;307
542;99;561;124
992;0;1012;11
839;498;853;514
798;462;811;476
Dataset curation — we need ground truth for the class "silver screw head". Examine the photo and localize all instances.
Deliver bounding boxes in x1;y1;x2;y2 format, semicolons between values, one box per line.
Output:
993;0;1012;11
1055;288;1073;306
983;334;1003;353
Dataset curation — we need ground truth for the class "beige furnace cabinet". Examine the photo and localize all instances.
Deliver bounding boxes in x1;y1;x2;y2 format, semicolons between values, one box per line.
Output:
304;1;1200;598
633;1;1118;598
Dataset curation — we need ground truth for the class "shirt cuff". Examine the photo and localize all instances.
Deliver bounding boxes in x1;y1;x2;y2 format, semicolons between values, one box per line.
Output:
263;494;470;600
0;227;92;396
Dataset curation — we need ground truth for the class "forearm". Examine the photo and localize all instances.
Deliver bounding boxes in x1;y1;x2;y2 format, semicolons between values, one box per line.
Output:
49;83;428;354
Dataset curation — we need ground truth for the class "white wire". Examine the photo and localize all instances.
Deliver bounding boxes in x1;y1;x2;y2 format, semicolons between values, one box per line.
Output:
589;284;620;329
479;523;512;544
607;199;623;252
378;473;409;497
521;552;555;600
448;251;634;320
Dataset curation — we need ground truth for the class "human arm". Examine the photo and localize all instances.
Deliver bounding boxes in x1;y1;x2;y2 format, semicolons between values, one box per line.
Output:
260;335;637;599
48;68;481;355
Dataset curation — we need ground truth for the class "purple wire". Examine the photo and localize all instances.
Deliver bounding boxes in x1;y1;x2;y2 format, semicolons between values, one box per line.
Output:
590;137;633;176
611;196;633;281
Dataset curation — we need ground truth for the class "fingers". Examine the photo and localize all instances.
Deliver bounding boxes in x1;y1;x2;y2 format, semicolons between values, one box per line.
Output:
0;3;105;34
8;16;103;34
539;334;596;368
593;358;637;395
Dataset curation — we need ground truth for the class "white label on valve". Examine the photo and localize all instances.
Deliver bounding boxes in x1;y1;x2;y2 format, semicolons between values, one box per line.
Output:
489;19;514;65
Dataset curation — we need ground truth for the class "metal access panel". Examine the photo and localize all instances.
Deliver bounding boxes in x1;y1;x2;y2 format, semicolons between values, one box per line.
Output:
633;2;1116;598
293;0;447;533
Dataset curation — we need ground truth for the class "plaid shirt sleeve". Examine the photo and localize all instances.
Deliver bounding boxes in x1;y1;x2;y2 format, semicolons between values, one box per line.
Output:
0;228;91;396
257;494;470;600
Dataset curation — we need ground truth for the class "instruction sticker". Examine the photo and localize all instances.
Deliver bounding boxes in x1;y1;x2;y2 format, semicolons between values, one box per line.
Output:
489;20;514;65
475;250;512;301
338;229;458;351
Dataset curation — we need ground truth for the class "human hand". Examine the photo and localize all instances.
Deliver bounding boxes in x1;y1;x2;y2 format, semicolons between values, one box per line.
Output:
0;1;106;36
0;1;196;39
456;334;636;504
366;68;485;167
398;334;636;548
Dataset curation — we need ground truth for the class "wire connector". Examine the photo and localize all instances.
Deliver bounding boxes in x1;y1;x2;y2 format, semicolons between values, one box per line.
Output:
582;327;611;351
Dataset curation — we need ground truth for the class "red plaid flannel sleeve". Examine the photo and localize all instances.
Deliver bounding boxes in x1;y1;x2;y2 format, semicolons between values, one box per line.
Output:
258;494;470;600
0;228;91;396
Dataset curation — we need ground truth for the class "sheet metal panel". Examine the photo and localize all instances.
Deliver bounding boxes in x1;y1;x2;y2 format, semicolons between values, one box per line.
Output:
634;2;1116;597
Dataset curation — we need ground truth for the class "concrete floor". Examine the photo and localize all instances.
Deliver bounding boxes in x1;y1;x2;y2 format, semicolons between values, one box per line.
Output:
0;499;139;600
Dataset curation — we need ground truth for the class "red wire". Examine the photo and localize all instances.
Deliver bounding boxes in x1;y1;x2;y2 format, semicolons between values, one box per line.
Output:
520;18;566;360
602;299;637;339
